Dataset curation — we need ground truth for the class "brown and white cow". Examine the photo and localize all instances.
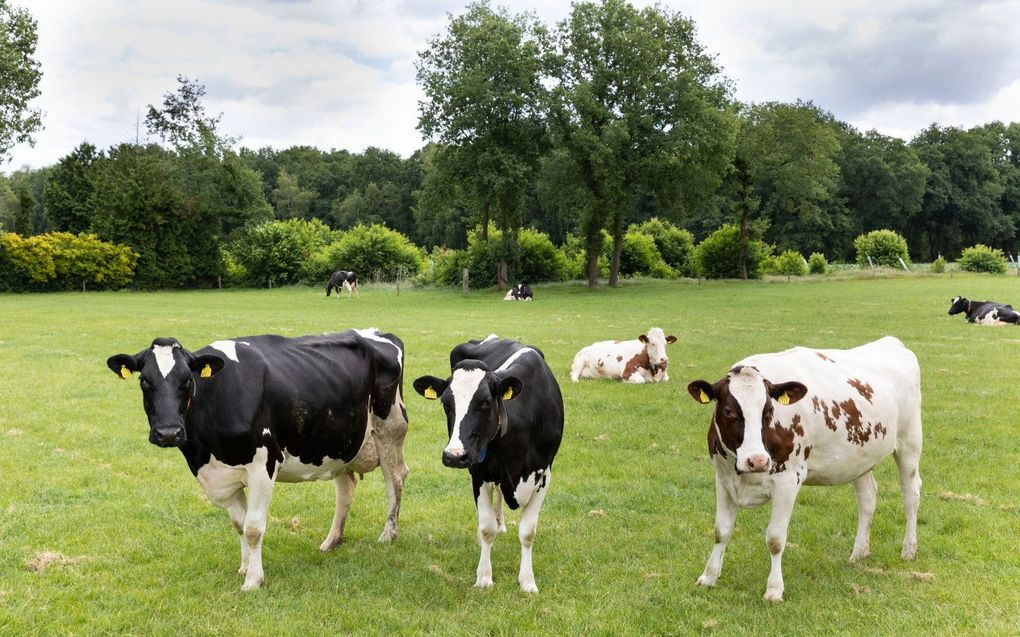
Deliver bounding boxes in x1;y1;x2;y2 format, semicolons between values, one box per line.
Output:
686;336;922;601
570;327;676;383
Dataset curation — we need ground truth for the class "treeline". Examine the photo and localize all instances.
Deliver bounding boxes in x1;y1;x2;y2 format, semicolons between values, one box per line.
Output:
2;0;1019;290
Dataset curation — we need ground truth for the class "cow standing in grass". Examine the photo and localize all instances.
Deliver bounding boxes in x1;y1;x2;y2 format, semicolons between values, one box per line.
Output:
107;328;409;591
686;336;922;601
570;327;677;383
326;270;359;299
413;335;563;593
947;296;1019;325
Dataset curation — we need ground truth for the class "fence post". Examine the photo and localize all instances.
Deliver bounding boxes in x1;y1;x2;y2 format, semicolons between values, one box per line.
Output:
897;256;911;273
866;255;876;278
462;268;469;295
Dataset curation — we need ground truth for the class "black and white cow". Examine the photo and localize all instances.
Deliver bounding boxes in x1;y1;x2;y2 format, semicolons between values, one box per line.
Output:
326;270;359;299
413;334;563;593
947;295;1020;325
503;283;533;301
686;337;922;601
107;328;409;591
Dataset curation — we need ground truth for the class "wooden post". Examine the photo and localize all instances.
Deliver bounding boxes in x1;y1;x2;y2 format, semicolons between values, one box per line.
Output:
462;268;469;295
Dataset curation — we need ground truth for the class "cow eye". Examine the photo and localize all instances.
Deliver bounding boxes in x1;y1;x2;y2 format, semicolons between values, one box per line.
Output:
139;379;151;391
480;400;491;410
723;406;736;419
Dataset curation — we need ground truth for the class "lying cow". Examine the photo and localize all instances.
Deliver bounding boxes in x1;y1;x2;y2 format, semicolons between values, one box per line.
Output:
107;328;409;591
413;334;563;593
326;270;359;299
947;295;1019;325
570;327;677;383
504;283;533;301
686;336;922;601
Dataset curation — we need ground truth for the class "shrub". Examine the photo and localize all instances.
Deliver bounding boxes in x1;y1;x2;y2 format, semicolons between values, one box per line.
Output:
807;252;828;275
930;255;947;274
770;250;808;277
958;244;1008;274
516;227;571;284
629;218;696;277
619;231;676;279
694;224;772;279
433;226;570;288
853;229;910;268
306;224;423;284
0;232;137;291
228;218;335;287
561;232;610;281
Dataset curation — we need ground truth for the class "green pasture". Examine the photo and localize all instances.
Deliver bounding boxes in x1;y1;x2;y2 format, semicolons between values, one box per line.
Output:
2;274;1019;636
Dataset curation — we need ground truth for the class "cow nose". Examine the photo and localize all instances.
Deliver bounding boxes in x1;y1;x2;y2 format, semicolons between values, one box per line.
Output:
442;450;469;468
150;424;185;447
745;454;771;473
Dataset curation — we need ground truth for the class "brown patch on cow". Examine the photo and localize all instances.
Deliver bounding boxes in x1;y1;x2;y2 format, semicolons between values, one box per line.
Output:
815;351;835;363
811;395;821;413
819;401;836;431
830;402;843;420
707;419;725;459
765;420;795;473
790;414;804;436
841;398;870;445
847;379;875;403
622;348;650;379
767;536;784;555
803;445;812;460
616;355;623;362
874;422;888;438
714;527;723;543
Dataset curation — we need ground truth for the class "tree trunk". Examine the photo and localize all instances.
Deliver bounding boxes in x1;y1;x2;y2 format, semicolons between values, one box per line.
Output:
481;201;490;241
586;217;601;289
498;257;508;289
739;205;749;280
609;218;623;288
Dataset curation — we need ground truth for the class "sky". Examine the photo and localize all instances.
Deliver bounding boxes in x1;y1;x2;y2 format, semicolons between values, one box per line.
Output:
5;0;1020;171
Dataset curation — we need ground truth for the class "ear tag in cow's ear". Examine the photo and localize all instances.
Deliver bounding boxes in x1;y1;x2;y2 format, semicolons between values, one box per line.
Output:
200;364;212;379
424;387;437;400
699;389;710;404
119;365;131;380
778;392;790;406
503;387;514;401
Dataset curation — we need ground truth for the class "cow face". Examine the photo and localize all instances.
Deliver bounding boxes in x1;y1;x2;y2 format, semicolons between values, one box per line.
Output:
107;338;224;447
948;296;968;315
413;361;522;468
638;327;677;375
687;366;806;473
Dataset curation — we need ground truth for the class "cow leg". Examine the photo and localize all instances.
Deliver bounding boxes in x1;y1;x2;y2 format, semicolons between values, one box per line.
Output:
493;488;506;533
373;411;409;543
763;483;800;602
850;472;878;561
240;465;277;591
517;470;550;594
224;490;250;574
320;472;358;552
894;430;922;560
697;474;736;588
474;479;498;589
569;357;583;382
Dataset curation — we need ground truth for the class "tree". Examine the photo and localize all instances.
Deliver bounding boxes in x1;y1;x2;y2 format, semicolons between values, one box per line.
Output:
546;0;734;287
13;183;31;235
145;75;233;155
272;169;317;219
417;2;549;288
0;1;42;161
43;142;103;233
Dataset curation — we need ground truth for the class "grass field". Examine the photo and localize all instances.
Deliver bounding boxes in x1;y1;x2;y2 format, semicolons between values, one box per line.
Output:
2;274;1020;636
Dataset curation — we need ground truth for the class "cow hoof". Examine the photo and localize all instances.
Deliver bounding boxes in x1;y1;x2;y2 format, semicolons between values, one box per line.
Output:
763;589;784;602
378;528;398;543
696;575;716;588
496;523;507;534
240;577;264;592
849;547;870;562
901;543;917;560
319;537;342;552
474;576;494;589
519;580;539;594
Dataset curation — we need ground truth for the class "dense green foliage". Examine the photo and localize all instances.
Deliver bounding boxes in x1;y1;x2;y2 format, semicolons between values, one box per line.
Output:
0;0;42;161
619;230;675;278
807;252;828;274
228;218;335;287
854;229;911;268
630;218;696;277
930;255;947;273
763;250;808;277
957;244;1008;274
694;223;771;279
305;224;424;285
0;231;136;291
4;277;1020;634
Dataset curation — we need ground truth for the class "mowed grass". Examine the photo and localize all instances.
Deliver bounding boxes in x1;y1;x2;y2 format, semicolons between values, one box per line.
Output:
2;274;1020;636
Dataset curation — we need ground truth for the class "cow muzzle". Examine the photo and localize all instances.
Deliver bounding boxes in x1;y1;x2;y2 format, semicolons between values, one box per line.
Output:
442;449;471;469
742;454;771;473
149;424;186;448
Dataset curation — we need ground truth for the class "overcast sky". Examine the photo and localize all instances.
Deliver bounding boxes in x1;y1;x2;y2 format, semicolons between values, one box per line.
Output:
5;0;1020;171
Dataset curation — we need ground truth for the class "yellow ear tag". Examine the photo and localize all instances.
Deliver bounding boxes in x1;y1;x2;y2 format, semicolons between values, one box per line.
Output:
699;389;710;403
778;392;790;406
424;387;437;400
119;365;130;380
503;388;514;400
200;364;212;378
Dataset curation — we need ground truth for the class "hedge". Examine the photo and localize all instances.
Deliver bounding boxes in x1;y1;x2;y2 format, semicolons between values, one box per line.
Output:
0;232;138;291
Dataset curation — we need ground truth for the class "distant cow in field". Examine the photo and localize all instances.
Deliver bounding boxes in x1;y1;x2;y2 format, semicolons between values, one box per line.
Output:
326;270;359;299
947;295;1019;325
107;328;409;591
570;327;677;383
504;283;533;301
413;334;564;594
686;336;922;601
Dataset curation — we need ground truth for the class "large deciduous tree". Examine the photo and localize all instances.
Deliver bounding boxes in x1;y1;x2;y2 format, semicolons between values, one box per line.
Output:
546;0;734;287
43;142;103;233
0;1;42;161
417;1;549;288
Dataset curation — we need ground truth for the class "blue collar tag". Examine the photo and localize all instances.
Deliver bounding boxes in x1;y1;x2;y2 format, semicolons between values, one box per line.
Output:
476;448;487;462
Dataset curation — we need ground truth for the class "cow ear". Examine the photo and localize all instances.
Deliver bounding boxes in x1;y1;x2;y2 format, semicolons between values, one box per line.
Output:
665;335;677;344
413;375;448;400
496;375;523;402
107;353;142;380
769;381;807;406
189;354;225;379
638;334;649;344
687;380;715;404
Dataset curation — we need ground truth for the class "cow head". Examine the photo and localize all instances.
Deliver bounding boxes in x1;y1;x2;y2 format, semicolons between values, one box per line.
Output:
948;296;969;316
413;360;522;468
107;338;225;447
638;327;677;375
687;366;807;473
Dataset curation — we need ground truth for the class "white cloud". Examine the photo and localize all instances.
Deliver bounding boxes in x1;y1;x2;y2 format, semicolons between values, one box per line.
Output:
4;0;1020;171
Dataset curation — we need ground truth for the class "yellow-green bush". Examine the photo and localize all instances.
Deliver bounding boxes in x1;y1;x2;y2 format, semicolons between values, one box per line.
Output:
0;232;138;291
